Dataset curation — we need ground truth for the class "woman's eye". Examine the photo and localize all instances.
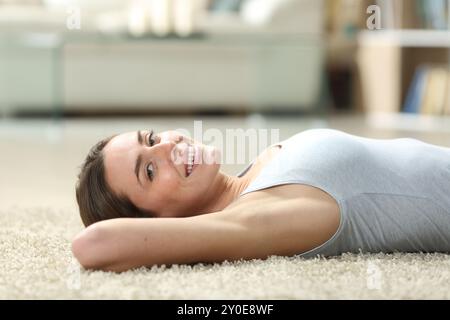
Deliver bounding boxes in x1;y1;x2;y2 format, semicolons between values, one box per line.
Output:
147;163;154;181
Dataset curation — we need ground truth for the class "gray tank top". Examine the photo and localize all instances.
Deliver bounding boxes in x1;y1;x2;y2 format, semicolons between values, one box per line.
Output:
237;129;450;258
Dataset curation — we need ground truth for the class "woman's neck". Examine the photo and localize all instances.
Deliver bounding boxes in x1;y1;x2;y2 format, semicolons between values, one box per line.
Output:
193;144;282;215
194;171;253;215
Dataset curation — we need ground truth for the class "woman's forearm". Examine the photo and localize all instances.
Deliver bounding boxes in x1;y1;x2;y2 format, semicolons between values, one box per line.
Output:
71;214;250;272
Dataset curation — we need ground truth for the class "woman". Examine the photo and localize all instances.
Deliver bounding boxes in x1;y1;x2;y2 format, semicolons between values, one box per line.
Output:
73;128;450;272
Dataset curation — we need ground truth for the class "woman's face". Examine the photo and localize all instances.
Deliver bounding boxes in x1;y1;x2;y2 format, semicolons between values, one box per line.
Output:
103;130;221;218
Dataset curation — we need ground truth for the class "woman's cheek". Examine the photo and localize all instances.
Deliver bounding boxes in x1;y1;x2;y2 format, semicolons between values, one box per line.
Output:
158;171;182;190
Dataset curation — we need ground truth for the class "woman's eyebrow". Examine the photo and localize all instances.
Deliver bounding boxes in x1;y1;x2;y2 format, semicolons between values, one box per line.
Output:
137;130;144;145
135;130;144;187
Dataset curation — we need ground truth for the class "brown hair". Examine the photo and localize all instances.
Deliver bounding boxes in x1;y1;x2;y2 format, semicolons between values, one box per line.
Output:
75;134;155;227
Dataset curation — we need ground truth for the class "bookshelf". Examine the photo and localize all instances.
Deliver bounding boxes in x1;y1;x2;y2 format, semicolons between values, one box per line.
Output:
357;28;449;114
355;0;450;119
358;29;450;48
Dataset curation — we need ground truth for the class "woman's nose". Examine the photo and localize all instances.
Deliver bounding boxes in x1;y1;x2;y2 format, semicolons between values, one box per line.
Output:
146;132;187;162
149;140;177;157
159;131;184;144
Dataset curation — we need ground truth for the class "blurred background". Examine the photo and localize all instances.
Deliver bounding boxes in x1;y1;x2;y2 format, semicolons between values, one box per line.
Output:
0;0;449;210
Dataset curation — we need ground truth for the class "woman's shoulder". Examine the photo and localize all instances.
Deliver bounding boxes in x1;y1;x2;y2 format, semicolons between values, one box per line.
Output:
237;142;283;179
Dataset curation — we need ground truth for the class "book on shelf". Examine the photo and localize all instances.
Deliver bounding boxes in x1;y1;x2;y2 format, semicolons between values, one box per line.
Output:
403;66;428;114
415;0;448;30
402;65;450;116
373;0;449;29
445;72;450;115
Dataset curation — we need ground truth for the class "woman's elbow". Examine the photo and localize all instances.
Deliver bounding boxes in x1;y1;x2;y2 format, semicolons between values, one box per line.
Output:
72;223;108;270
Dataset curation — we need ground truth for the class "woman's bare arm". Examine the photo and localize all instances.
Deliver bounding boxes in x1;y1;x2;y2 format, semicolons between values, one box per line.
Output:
71;210;255;272
72;193;339;273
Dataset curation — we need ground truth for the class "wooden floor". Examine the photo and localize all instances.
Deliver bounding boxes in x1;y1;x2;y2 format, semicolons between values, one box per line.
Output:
1;112;450;210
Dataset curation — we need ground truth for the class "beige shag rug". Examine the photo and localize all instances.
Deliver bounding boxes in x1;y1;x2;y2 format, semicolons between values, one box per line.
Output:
1;206;449;300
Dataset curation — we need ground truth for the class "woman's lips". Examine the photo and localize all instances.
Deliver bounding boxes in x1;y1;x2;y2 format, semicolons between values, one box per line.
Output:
184;145;201;178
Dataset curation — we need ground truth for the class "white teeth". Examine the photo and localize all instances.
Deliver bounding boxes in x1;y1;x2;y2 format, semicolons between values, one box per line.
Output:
186;146;194;176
